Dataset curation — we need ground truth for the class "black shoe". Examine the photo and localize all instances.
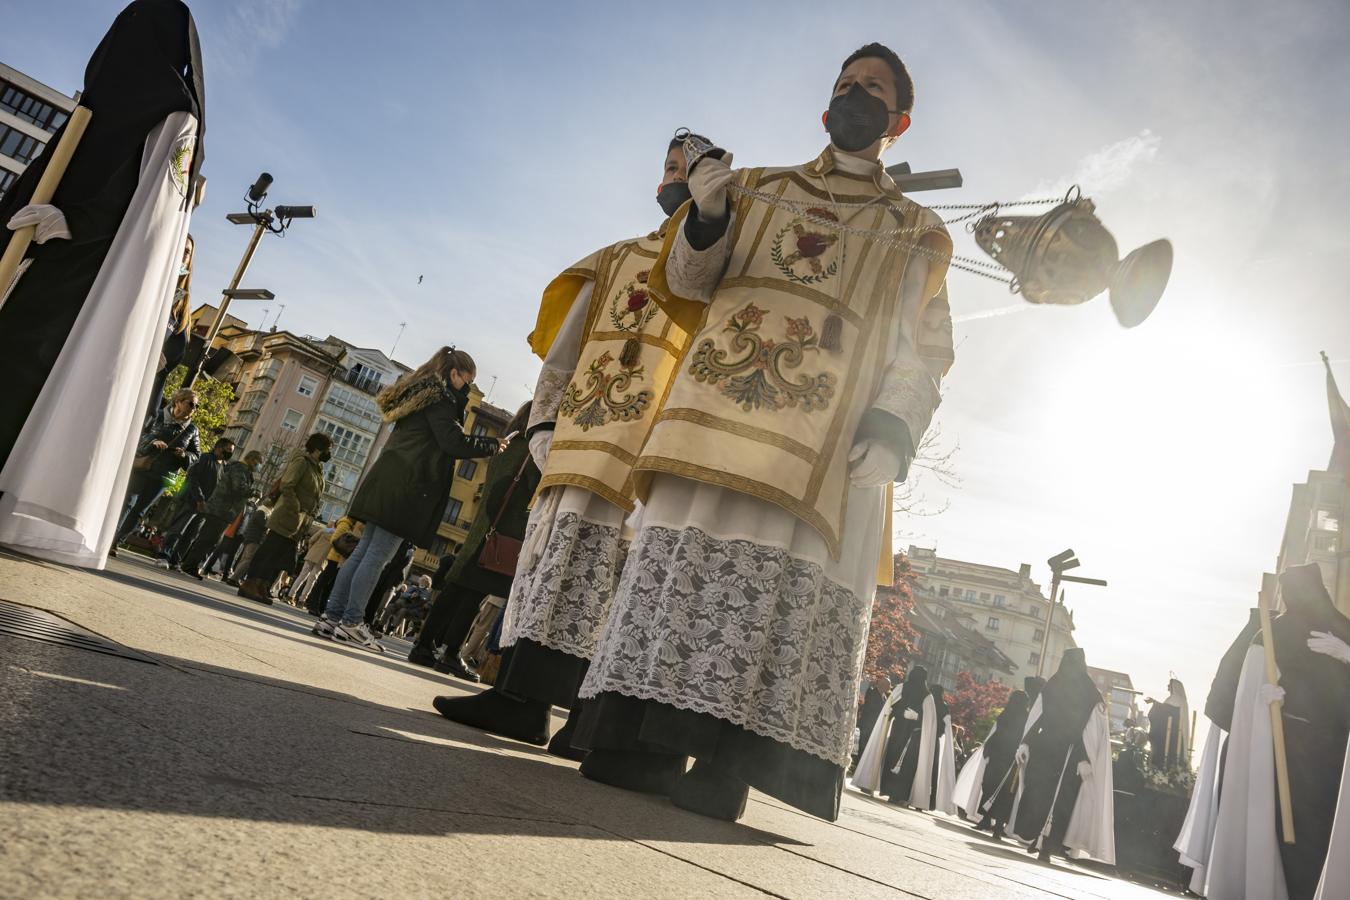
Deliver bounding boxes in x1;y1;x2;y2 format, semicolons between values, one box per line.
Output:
407;645;438;668
546;704;587;763
107;546;118;559
182;567;203;580
992;823;1006;841
579;749;686;795
432;689;550;745
670;759;749;822
435;654;480;682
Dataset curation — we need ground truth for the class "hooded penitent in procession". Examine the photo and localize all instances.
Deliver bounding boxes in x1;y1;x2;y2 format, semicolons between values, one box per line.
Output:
954;688;1030;838
574;42;955;825
1009;648;1115;864
1203;565;1350;900
432;133;703;758
0;0;205;568
1174;608;1261;895
853;666;927;799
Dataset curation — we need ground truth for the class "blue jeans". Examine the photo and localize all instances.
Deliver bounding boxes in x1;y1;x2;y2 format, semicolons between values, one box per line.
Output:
322;524;404;626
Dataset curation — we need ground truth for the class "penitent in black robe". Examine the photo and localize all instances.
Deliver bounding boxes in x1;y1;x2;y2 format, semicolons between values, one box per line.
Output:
856;683;887;762
1013;649;1103;848
981;690;1030;822
1267;566;1350;900
928;685;950;809
879;666;930;802
0;0;204;471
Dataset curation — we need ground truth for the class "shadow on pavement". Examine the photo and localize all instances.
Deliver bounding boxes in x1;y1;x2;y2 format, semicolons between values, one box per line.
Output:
0;632;797;848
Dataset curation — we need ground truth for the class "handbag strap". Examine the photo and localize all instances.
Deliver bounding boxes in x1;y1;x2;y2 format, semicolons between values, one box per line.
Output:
486;453;531;534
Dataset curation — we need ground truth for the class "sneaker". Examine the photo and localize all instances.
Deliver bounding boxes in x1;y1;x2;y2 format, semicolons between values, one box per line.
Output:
154;559;171;569
333;621;384;653
311;616;337;639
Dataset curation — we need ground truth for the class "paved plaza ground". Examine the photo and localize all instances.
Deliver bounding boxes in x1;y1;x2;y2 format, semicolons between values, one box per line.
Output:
0;548;1185;898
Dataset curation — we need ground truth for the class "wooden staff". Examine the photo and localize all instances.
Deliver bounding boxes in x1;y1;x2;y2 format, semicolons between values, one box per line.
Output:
0;106;93;306
1258;587;1296;844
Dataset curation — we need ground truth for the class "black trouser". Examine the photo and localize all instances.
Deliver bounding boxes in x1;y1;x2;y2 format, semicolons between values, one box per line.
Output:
163;508;203;564
179;513;232;573
364;546;410;626
205;534;240;574
306;560;341;615
413;584;486;659
114;471;167;544
247;530;298;586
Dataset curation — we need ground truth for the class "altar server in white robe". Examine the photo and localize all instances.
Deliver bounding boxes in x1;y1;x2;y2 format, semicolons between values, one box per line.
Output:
0;0;205;568
576;42;954;823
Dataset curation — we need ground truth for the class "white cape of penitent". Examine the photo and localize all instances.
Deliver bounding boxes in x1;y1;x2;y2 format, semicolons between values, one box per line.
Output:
933;713;958;815
1175;721;1225;894
0;112;196;568
852;683;903;793
1063;704;1116;864
908;694;938;808
1204;646;1287;900
1315;735;1350;900
954;723;995;821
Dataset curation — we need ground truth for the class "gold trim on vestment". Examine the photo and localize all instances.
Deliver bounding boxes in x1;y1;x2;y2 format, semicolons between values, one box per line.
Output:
654;407;819;463
716;276;866;328
536;472;634;512
585;331;683;355
551;438;638;465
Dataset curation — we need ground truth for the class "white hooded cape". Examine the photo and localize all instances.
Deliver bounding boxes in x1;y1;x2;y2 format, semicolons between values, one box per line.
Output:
954;723;995;821
907;694;939;808
1203;646;1287;900
1174;721;1226;894
0;111;197;568
1062;704;1116;864
851;683;904;793
933;713;958;815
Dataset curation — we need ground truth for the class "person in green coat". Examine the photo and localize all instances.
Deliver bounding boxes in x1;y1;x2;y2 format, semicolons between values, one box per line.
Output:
237;432;332;604
409;401;539;672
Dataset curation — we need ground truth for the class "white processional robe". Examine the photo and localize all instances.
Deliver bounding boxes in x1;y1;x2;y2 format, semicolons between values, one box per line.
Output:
934;714;958;815
852;683;904;793
1175;721;1226;895
954;724;996;821
0;112;197;568
1204;646;1287;900
908;695;939;808
1315;735;1350;900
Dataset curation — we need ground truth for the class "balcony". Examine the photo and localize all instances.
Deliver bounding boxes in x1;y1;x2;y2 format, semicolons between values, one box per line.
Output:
342;368;385;396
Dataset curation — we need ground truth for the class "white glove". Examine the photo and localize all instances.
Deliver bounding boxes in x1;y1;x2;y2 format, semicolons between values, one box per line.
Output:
1308;631;1350;665
528;430;553;471
903;707;919;721
1258;683;1286;706
1076;760;1092;779
688;152;735;221
1015;744;1030;765
7;204;71;244
848;440;900;488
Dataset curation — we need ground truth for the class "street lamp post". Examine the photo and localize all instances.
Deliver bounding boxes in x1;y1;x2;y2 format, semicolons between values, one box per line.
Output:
187;172;314;386
1035;549;1107;678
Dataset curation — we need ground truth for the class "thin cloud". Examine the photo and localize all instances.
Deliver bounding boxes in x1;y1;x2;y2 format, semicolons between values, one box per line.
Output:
1024;129;1162;200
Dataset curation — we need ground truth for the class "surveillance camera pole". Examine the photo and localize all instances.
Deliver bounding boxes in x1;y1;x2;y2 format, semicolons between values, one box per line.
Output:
187;173;315;387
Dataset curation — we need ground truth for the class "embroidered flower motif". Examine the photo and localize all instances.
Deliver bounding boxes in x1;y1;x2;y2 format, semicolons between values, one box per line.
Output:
688;303;835;413
560;351;651;431
626;289;649;312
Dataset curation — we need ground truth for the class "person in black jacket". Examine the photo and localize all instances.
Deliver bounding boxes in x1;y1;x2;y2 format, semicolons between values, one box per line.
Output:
413;401;538;674
178;449;260;578
314;348;501;652
157;436;233;568
111;387;200;555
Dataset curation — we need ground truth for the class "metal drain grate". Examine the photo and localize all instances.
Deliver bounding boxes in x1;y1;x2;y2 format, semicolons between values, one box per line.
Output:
0;599;158;665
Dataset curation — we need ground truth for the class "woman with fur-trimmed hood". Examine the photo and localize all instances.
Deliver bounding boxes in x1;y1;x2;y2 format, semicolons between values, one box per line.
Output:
315;347;503;653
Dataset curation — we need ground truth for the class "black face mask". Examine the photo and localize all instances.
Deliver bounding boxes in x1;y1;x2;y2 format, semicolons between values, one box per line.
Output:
656;181;692;217
218;447;234;461
318;450;332;463
826;83;894;153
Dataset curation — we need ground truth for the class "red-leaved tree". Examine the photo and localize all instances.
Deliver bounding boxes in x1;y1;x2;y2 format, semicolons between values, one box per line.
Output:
947;670;1011;738
862;553;921;696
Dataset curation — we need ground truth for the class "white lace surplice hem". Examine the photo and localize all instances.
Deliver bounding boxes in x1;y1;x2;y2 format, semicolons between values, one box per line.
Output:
500;485;627;660
580;473;885;767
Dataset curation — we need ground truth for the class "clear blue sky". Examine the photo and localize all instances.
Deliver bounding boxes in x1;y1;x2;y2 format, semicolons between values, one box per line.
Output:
5;0;1350;733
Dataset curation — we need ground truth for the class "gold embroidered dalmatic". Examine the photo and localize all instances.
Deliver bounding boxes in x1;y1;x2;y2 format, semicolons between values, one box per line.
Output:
530;223;693;511
639;148;952;557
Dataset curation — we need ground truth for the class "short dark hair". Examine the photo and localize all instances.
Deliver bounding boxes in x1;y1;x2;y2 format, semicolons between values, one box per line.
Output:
305;432;332;453
839;43;914;114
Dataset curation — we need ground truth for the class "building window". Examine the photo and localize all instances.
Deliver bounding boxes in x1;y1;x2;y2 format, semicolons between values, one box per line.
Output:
280;408;303;432
1030;605;1042;619
979;592;990;601
938;585;948;597
0;168;17;202
296;374;319;397
315;419;373;466
1030;651;1040;666
1313;534;1338;552
1316;509;1341;532
429;536;450;558
0;124;44;165
986;616;1000;632
457;459;478;480
993;594;1006;607
1034;628;1045;641
346;363;385;394
471;421;493;437
0;84;68;132
442;497;463;525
